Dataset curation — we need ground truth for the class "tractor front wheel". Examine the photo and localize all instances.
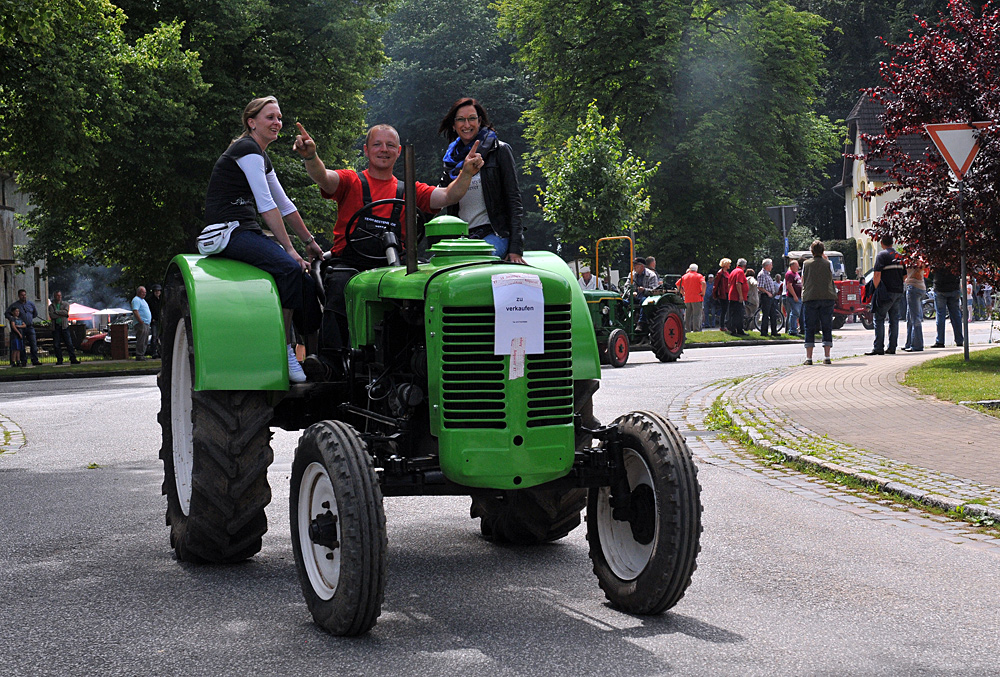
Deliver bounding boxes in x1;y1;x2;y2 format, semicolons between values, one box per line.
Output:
158;275;274;563
291;421;387;636
832;314;847;330
608;328;629;368
650;304;685;362
588;411;702;615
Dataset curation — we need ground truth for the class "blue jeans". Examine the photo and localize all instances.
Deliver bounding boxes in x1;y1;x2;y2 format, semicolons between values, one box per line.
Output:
52;325;77;362
803;299;835;348
873;290;904;352
484;233;509;259
784;298;802;334
904;285;927;350
934;289;964;346
19;325;38;365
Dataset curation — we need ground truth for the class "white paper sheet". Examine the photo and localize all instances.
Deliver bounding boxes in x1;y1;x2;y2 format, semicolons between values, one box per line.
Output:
491;273;545;356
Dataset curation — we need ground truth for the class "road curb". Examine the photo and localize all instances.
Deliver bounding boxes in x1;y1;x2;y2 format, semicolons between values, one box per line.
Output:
720;376;1000;524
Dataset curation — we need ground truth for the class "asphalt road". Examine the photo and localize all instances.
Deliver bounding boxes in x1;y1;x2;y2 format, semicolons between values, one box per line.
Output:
2;321;999;676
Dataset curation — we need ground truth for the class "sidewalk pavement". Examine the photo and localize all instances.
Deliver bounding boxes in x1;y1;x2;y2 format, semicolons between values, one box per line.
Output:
718;345;1000;522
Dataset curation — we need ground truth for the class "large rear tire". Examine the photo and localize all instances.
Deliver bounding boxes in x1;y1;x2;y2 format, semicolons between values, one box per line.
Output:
588;411;702;615
860;311;874;330
469;380;597;545
291;421;386;636
158;274;274;563
471;487;587;545
650;304;685;362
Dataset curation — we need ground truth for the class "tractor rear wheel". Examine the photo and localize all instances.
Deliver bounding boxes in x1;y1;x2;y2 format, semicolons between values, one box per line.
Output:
471;486;588;545
588;411;702;615
649;304;685;362
291;421;386;636
860;311;874;330
158;274;274;563
469;380;597;545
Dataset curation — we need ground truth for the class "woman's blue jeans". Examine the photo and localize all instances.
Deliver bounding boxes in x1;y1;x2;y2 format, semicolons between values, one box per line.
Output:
904;284;927;350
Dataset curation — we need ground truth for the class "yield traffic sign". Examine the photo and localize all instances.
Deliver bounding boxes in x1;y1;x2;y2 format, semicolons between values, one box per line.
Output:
924;121;993;180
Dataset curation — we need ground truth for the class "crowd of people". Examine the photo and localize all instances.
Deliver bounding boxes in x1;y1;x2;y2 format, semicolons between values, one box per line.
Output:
4;284;163;367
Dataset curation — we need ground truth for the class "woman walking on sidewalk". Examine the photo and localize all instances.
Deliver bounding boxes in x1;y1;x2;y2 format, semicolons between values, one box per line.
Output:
801;240;837;365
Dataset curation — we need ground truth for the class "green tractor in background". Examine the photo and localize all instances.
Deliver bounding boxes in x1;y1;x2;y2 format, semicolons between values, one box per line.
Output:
157;161;702;636
585;236;686;368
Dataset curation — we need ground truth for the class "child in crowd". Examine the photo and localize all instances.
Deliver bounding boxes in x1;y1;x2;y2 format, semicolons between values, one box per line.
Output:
10;306;25;366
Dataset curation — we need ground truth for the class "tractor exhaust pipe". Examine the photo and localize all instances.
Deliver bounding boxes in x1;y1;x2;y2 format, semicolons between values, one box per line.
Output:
404;144;417;275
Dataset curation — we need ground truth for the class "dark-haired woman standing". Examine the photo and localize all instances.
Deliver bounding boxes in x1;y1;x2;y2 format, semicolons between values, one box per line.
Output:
439;98;524;263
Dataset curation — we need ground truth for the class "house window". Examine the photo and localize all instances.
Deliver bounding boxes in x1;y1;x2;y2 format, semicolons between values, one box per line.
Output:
856;180;871;222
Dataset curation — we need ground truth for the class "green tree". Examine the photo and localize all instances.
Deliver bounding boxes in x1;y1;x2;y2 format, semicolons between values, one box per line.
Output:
1;2;206;286
539;102;658;248
1;0;390;290
364;0;559;248
497;0;841;272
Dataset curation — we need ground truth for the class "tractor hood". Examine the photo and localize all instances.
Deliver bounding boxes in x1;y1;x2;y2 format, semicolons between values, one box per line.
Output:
346;249;600;382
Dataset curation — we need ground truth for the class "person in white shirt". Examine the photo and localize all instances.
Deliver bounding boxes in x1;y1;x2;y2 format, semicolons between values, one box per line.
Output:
579;266;604;290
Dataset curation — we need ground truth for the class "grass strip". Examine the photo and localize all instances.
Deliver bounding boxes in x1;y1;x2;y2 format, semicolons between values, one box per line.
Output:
0;359;160;380
686;329;798;343
904;347;1000;418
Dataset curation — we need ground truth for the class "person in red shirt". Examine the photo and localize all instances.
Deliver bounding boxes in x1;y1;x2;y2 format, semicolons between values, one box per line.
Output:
295;122;482;265
677;264;706;333
727;258;750;335
292;123;482;379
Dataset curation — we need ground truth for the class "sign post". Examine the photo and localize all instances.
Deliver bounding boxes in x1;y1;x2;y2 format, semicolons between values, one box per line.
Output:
767;205;798;262
924;121;993;361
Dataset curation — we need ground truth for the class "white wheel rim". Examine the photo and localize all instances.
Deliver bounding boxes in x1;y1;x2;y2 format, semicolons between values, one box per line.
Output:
596;448;657;580
170;319;194;516
299;461;340;600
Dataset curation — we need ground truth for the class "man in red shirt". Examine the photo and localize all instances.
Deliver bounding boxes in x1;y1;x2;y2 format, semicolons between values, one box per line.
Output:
295;122;482;265
677;264;706;333
293;123;482;379
727;258;750;336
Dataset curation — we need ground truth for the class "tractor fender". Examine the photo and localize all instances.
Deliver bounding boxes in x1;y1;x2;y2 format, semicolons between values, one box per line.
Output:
166;254;288;391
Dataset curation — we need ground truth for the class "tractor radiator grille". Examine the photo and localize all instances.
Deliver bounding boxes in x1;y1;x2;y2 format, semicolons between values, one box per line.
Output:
440;304;574;429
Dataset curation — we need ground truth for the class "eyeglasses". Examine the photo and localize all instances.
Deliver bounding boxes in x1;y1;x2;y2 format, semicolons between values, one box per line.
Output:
454;115;479;124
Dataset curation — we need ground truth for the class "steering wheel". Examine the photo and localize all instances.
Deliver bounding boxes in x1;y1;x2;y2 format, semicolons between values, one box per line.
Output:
343;198;407;262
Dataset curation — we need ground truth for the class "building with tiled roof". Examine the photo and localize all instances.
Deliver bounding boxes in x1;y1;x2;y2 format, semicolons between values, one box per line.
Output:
836;94;931;272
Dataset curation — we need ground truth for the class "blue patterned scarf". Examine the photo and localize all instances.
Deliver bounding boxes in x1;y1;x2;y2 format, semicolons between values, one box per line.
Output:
443;127;496;180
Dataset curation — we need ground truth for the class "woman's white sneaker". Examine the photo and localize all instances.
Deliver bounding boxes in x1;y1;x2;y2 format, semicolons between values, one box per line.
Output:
287;344;307;383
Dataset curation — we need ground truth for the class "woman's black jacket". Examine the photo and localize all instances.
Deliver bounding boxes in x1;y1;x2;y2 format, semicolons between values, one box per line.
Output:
440;138;524;256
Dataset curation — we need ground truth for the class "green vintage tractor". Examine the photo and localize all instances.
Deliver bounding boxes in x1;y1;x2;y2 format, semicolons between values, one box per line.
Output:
585;236;686;367
157;167;701;636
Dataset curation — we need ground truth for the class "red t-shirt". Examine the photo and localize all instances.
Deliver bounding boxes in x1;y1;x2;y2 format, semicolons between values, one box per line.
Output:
727;267;749;302
678;271;705;303
322;169;437;255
